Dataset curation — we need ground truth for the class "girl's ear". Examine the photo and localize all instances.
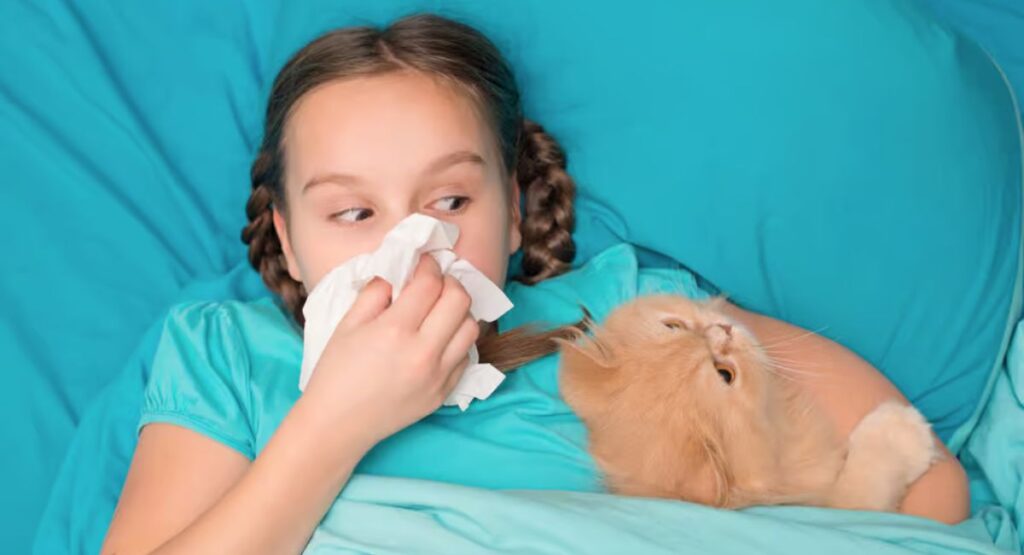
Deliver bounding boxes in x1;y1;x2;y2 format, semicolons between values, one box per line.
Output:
272;208;302;283
508;173;523;254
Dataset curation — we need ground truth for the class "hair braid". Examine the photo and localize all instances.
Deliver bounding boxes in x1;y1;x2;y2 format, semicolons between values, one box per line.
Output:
241;149;308;325
515;119;577;284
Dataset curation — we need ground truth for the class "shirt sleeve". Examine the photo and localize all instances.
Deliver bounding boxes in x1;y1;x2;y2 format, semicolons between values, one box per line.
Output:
137;301;256;460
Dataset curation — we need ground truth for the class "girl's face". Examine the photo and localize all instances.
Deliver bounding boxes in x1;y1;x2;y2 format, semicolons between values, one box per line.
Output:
273;71;522;292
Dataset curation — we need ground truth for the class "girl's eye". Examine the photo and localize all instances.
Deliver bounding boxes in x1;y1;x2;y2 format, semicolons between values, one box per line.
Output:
430;195;471;213
332;207;374;223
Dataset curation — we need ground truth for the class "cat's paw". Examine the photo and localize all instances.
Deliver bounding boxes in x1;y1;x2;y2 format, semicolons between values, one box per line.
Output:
848;400;942;485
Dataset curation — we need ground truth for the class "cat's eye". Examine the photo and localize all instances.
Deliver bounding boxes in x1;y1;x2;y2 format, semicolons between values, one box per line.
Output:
716;365;735;385
662;318;686;330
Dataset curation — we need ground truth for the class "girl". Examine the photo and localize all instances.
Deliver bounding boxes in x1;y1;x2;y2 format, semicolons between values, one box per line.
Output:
101;13;968;555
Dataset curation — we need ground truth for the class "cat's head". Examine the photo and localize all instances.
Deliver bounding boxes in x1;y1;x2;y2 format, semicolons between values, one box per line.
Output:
559;294;774;411
558;294;783;506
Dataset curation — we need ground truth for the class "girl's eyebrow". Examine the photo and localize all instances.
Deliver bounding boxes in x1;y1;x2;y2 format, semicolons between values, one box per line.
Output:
423;150;485;175
302;150;485;194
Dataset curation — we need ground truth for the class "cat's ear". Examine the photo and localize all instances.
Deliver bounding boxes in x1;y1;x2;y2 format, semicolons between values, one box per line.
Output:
705;295;731;313
554;333;616;370
678;423;736;508
700;432;736;508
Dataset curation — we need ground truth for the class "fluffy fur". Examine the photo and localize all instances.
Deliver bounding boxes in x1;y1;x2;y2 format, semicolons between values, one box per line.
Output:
558;295;940;511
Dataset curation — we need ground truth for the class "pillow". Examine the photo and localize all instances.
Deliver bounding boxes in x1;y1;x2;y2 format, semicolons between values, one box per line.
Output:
3;1;1020;551
920;0;1024;111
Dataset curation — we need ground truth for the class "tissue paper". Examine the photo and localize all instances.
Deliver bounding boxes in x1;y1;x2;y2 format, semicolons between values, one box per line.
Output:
299;213;514;411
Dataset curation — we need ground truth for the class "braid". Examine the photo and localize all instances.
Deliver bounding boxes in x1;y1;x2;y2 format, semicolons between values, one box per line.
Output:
515;119;577;284
240;149;308;326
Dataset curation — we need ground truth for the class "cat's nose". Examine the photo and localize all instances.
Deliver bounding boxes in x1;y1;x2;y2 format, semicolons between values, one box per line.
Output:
705;323;732;351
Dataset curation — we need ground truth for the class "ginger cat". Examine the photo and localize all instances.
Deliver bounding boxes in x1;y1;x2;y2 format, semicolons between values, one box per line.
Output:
557;295;941;511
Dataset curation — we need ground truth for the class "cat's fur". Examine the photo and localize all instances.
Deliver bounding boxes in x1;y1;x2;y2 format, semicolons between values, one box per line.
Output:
557;295;940;511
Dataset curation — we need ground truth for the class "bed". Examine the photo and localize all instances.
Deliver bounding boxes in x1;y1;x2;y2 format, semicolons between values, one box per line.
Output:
2;1;1022;553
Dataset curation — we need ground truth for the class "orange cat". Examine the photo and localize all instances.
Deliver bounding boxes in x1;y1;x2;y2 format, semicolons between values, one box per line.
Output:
558;295;941;511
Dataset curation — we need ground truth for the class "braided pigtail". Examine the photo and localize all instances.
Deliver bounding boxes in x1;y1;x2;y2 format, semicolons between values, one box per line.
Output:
515;119;577;283
240;149;308;325
474;119;583;369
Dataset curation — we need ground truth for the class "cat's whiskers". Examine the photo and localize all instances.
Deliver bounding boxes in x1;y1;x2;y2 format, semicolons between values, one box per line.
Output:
760;352;817;370
761;343;815;355
758;326;830;350
760;344;833;363
763;367;816;385
761;364;810;384
762;352;827;377
768;361;820;378
761;359;822;383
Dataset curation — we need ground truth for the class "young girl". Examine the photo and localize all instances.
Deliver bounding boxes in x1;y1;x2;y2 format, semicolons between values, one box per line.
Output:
101;13;968;555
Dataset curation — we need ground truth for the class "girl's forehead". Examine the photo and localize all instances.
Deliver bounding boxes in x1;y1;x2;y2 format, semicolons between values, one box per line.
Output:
281;72;502;192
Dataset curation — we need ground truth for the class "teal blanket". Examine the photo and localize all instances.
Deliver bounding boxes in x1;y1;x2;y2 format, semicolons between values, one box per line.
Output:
32;266;1024;554
302;477;1014;554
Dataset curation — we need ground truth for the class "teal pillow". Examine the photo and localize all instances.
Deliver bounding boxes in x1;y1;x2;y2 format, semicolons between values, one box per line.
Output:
3;1;1020;551
920;0;1024;111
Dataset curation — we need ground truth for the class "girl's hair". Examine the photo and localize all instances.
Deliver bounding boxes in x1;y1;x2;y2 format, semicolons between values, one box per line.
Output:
241;13;582;369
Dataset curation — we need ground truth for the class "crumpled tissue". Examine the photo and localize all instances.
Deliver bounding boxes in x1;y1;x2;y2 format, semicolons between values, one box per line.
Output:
298;213;514;411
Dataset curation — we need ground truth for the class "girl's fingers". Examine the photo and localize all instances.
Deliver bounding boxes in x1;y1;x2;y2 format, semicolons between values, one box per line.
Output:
441;354;472;397
419;276;472;341
385;255;444;329
336;277;392;332
438;316;481;375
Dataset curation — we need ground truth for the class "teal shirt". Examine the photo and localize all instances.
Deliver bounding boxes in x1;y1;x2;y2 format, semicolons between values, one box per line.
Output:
138;244;710;492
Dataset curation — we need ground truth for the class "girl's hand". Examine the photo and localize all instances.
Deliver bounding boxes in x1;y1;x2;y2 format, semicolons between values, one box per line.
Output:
298;255;478;456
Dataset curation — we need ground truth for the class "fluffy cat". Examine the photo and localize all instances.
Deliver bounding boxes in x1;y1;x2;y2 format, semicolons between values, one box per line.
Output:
557;295;941;511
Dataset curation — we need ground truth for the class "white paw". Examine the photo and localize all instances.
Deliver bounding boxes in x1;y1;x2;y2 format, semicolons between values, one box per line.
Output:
848;401;941;485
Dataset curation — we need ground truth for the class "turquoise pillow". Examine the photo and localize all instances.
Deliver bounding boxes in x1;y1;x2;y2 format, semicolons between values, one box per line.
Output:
2;1;1020;552
921;0;1024;111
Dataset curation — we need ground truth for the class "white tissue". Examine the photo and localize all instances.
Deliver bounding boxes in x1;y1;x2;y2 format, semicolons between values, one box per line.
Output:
298;213;514;411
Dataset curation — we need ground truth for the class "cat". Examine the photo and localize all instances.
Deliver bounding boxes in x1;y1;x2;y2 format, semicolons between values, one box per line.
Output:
556;294;941;511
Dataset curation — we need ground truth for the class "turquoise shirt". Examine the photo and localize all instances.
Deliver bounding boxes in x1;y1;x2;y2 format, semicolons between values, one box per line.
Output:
138;244;710;492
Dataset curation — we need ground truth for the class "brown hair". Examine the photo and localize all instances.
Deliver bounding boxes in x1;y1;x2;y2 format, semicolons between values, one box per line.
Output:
240;13;582;370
